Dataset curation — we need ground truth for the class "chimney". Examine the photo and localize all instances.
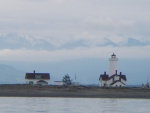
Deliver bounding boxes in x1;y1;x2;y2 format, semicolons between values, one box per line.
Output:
33;70;35;73
104;72;106;75
116;70;117;74
120;72;122;75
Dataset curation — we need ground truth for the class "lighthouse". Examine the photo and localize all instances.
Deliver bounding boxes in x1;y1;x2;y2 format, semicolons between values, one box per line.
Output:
109;53;118;77
99;53;127;87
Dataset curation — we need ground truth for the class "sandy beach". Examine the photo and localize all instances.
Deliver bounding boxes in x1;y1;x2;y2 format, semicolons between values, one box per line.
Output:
0;84;150;98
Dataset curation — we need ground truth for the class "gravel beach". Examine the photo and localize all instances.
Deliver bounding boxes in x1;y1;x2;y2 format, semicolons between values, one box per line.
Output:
0;84;150;98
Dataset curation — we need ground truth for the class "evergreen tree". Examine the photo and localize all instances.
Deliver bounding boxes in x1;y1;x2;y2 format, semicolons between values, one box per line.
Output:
62;74;72;85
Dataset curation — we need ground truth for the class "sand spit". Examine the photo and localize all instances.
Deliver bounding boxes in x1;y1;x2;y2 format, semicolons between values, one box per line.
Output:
0;84;150;98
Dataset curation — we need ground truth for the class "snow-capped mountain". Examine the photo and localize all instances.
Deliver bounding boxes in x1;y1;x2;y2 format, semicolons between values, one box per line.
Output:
97;38;118;47
58;38;119;49
0;33;55;50
121;38;149;46
0;33;149;50
58;37;150;48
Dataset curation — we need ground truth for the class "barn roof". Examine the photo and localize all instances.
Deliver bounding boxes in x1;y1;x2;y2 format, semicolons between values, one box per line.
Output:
25;73;50;80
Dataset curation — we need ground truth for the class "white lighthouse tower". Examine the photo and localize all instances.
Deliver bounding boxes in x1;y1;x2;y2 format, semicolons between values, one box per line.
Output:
109;53;118;77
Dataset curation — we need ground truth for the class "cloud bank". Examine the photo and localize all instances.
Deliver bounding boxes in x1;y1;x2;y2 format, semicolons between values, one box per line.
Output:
0;0;150;61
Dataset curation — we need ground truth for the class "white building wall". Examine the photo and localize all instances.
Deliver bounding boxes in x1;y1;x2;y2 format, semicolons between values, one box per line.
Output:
107;79;112;86
54;81;64;86
120;79;126;85
26;79;49;85
100;80;107;87
115;76;119;81
111;81;126;87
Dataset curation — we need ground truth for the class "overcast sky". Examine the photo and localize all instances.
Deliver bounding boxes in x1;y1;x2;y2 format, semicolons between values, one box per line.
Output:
0;0;150;61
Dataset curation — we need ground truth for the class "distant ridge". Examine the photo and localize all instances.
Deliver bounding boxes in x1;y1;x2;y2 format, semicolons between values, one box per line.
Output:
0;33;55;50
0;33;150;50
97;38;118;47
0;64;24;84
122;38;148;46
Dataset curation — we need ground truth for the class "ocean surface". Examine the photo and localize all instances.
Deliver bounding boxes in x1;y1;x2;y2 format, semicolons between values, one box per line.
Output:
0;97;149;113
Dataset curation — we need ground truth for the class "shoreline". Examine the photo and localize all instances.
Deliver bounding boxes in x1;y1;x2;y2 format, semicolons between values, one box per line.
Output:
0;84;150;98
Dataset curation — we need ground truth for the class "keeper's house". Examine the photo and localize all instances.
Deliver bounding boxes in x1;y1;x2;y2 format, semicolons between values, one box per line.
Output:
25;71;50;85
99;71;127;87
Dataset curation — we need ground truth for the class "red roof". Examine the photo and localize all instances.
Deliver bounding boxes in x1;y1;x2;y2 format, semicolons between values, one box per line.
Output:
99;75;109;81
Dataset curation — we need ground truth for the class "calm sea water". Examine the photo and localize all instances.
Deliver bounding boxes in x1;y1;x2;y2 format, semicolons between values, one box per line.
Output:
0;97;149;113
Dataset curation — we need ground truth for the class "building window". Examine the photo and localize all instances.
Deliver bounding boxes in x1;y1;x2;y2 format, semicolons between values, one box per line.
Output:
113;78;115;82
119;77;121;81
104;83;106;87
35;75;41;79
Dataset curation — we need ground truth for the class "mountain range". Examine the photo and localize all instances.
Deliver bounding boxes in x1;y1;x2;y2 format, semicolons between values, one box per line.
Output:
0;33;150;50
0;64;24;84
0;33;55;50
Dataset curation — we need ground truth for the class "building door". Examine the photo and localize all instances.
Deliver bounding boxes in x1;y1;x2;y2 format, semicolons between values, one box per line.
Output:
29;81;33;85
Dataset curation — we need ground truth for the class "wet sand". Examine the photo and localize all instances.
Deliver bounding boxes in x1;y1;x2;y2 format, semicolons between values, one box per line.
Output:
0;84;150;98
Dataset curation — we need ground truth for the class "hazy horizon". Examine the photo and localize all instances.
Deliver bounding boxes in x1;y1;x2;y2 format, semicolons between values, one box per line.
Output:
0;57;149;85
